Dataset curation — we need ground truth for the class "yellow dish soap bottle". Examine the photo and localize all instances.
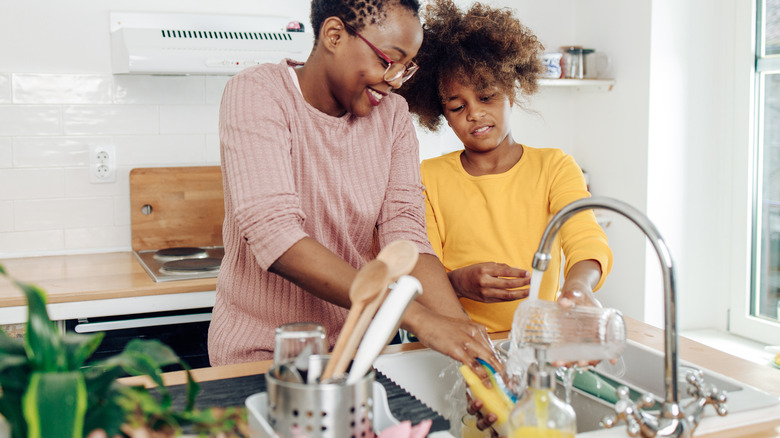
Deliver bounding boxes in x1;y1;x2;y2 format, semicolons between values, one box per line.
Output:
507;349;576;438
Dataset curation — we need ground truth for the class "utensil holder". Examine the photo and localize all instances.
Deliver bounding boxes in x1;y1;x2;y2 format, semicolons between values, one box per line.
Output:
266;358;376;438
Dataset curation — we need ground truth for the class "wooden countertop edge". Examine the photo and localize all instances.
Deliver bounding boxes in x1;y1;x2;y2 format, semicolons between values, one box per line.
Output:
0;251;217;307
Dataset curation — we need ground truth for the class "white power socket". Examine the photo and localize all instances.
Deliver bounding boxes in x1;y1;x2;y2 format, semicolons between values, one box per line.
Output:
89;144;117;183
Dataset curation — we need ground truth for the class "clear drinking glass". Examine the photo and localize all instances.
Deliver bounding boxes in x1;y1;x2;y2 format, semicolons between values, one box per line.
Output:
511;299;627;363
273;322;328;365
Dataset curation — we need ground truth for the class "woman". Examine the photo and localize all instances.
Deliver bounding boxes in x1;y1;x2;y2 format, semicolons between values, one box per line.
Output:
208;0;499;370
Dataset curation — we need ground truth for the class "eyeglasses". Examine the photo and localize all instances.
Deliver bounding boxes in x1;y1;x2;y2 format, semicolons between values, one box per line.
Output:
343;22;419;86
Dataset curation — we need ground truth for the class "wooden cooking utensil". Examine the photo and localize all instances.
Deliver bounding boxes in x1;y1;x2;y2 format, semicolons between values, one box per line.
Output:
325;241;420;380
377;240;419;281
319;259;390;381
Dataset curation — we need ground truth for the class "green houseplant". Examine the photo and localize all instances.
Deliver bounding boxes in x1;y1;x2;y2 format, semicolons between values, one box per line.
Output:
0;265;248;438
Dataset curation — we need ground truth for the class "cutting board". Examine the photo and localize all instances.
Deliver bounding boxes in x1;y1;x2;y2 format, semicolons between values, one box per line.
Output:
130;166;225;251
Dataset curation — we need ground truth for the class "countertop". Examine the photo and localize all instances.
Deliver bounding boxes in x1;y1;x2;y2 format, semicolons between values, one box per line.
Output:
122;317;780;437
4;253;780;435
0;252;216;323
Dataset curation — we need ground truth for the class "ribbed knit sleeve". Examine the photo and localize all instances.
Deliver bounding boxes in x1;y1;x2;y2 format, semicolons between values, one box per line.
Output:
219;65;308;270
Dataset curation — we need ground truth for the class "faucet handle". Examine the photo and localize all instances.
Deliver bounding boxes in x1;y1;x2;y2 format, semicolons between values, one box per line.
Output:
684;369;728;416
599;386;657;437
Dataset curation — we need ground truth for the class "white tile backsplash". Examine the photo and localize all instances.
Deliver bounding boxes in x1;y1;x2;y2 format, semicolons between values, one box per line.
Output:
0;169;65;201
13;136;112;168
114;195;130;226
0;74;10;104
113;75;206;105
63;105;159;135
0;138;11;168
1;72;241;256
206;134;221;164
65;225;130;250
13;74;112;104
0;105;61;136
0;230;65;256
205;76;230;105
0;201;13;232
160;105;219;134
15;197;114;231
114;135;206;165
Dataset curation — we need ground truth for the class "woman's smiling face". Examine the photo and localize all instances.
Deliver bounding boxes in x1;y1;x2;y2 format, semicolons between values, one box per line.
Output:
441;78;514;154
332;6;423;117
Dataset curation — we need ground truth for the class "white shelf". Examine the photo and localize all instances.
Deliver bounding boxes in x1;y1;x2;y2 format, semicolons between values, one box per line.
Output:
538;78;615;92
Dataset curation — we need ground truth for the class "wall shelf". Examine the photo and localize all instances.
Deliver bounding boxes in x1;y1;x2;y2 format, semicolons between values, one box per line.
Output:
538;78;615;92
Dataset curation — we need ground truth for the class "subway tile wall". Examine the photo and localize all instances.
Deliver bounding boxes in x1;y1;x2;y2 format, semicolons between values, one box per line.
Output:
0;72;229;257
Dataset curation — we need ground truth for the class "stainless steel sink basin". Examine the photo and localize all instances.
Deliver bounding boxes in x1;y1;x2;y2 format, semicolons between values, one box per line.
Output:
373;339;780;437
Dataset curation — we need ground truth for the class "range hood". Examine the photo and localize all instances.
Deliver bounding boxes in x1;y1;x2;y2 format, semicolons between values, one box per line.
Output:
110;11;313;75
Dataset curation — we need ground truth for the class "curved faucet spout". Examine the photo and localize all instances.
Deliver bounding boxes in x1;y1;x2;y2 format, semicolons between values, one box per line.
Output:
532;197;683;431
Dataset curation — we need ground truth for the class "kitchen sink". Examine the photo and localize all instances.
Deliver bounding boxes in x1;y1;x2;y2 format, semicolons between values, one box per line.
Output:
373;339;780;437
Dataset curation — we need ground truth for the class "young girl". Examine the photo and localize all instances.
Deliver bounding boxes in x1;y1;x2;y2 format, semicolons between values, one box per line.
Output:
208;0;500;370
398;0;613;334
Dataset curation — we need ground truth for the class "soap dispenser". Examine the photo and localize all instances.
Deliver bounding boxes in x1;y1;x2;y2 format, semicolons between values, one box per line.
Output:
507;348;576;438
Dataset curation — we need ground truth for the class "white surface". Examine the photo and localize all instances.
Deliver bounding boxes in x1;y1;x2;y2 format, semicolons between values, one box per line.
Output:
0;290;216;324
110;12;313;75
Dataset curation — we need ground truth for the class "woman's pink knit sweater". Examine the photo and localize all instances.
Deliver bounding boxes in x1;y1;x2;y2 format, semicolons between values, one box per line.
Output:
208;61;433;366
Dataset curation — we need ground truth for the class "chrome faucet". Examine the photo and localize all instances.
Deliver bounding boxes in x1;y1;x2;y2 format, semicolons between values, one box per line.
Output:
532;197;727;438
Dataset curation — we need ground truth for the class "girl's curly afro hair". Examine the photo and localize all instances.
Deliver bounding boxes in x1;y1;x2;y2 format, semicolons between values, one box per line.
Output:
397;0;544;131
310;0;421;41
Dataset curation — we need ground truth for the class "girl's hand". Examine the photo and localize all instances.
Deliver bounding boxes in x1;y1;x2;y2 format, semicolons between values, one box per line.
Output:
466;388;501;437
448;263;530;302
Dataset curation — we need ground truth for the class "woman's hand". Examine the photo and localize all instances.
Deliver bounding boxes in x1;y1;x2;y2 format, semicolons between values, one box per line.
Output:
405;305;502;373
448;263;530;302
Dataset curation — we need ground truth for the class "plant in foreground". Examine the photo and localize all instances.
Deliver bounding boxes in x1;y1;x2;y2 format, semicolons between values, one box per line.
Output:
0;265;248;438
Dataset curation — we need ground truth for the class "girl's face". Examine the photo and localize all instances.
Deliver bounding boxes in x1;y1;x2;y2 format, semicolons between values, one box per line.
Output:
331;7;422;117
441;79;514;155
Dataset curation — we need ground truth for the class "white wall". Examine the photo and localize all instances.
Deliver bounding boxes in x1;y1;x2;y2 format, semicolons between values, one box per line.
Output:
0;1;310;256
0;0;752;336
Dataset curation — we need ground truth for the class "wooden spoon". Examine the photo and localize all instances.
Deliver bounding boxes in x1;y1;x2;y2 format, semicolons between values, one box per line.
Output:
327;241;421;379
320;258;390;381
376;240;419;282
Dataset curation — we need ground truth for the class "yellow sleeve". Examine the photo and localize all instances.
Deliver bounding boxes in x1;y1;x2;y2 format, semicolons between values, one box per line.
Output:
420;161;444;260
549;153;614;291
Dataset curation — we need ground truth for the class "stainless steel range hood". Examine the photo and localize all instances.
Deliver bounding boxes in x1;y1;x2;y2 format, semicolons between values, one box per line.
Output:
110;11;313;75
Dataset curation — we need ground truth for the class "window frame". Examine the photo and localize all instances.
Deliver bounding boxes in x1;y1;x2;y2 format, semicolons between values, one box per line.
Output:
729;0;780;344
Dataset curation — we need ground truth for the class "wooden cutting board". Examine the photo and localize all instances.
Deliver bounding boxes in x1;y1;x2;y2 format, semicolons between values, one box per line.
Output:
130;166;225;251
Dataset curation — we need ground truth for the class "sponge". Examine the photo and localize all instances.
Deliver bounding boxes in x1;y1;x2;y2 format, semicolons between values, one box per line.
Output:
572;370;619;404
459;364;513;433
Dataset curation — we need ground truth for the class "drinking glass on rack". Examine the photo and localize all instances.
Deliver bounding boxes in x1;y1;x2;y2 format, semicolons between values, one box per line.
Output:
274;322;328;365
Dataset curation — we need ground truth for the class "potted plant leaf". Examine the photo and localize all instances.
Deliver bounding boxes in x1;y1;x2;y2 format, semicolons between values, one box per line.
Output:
0;265;248;438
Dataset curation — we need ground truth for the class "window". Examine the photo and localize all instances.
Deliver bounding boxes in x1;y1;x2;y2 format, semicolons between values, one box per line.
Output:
747;0;780;341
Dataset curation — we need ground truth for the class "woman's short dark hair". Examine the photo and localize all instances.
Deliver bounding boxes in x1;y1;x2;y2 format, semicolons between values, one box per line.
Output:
310;0;421;41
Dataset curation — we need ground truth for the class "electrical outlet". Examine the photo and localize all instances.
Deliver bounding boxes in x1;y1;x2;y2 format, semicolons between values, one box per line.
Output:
89;145;117;183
